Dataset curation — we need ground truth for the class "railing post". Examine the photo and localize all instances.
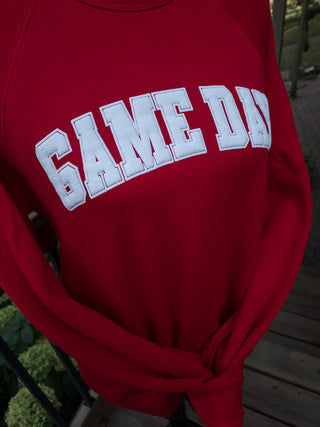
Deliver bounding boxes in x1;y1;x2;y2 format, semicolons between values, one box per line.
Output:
290;0;311;97
50;342;96;407
272;0;287;65
0;335;68;427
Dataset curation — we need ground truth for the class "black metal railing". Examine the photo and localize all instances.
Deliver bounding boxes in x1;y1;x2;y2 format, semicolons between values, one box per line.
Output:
0;240;95;426
0;333;95;426
0;216;202;426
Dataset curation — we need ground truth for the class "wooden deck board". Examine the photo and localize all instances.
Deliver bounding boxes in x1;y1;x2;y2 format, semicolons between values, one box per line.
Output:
107;408;168;427
260;330;320;359
243;368;320;427
245;337;320;393
243;407;291;427
281;266;320;320
268;310;320;345
242;266;320;426
80;266;320;426
282;294;320;320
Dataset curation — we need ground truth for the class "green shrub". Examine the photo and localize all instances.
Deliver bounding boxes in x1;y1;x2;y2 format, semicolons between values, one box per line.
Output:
17;336;81;420
0;309;41;358
18;336;78;383
0;293;13;309
0;300;82;424
17;336;65;382
5;384;61;427
0;305;18;331
0;304;43;423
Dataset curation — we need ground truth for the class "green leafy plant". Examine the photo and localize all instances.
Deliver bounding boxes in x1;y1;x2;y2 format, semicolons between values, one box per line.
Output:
0;293;13;310
0;296;82;424
0;300;43;423
17;335;79;381
4;384;61;427
0;305;18;331
0;308;41;358
16;335;81;420
17;337;65;382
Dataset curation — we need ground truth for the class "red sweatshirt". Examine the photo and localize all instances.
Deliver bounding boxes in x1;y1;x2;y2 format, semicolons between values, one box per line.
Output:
0;0;313;425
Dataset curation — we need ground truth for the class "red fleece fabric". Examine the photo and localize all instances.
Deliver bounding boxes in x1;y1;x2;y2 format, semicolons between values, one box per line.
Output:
0;1;312;425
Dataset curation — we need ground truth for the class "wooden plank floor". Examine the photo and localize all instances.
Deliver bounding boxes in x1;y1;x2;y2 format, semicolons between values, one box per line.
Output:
76;265;320;427
243;265;320;427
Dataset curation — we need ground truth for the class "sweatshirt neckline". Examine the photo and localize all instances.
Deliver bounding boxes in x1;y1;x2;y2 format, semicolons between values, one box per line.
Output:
77;0;172;11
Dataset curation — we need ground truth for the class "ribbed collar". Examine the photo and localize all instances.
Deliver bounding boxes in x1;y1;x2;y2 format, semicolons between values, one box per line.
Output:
77;0;172;11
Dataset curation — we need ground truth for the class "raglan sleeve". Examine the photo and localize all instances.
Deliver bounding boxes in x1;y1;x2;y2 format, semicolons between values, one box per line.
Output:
0;0;85;356
0;0;112;366
187;3;313;426
213;1;314;373
0;0;114;372
0;178;74;356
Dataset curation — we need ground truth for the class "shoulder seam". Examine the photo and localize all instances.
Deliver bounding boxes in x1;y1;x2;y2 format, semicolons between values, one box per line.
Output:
0;0;39;162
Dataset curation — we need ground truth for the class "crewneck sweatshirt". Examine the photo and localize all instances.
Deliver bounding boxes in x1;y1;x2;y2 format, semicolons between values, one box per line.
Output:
0;1;312;425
